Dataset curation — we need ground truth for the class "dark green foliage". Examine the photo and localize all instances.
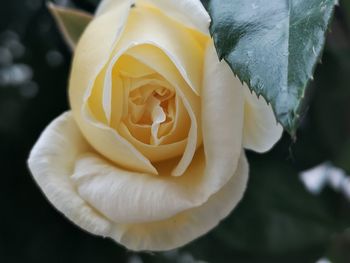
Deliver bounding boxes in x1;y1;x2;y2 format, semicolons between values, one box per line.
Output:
203;0;337;136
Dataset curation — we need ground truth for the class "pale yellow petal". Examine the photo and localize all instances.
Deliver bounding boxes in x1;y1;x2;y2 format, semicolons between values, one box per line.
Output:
95;0;210;35
70;44;246;224
71;150;204;224
243;86;283;153
142;0;210;34
125;45;200;176
27;112;113;236
32;0;251;254
70;1;157;175
111;153;248;251
28;113;248;251
118;124;188;162
28;113;248;252
101;45;193;164
202;43;245;190
114;5;205;95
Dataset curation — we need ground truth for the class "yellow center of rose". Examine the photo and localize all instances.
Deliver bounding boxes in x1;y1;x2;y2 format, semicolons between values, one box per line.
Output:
87;50;193;160
127;80;175;145
114;55;186;146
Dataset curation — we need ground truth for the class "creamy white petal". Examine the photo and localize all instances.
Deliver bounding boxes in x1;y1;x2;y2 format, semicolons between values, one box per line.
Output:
28;111;248;251
100;153;248;251
28;114;248;251
27;112;112;237
71;3;206;174
71;151;204;223
202;43;245;190
242;86;283;153
95;0;210;34
141;0;210;34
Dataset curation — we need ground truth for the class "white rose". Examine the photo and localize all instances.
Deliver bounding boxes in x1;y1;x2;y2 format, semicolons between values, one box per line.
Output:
28;0;282;251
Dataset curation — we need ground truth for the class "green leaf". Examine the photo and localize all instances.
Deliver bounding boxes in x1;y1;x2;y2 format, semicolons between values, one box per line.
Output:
342;0;350;28
181;155;350;263
204;0;337;136
327;229;350;263
48;3;93;50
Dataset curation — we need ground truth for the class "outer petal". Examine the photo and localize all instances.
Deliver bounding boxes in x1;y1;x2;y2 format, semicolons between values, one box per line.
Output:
95;0;210;34
27;112;248;251
242;86;283;153
27;112;113;237
85;152;249;251
203;43;245;185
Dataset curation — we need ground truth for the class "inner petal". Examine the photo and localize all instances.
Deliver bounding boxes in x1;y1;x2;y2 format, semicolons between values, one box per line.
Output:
126;81;175;145
122;75;178;144
83;2;206;175
150;98;166;145
124;45;201;176
111;49;196;167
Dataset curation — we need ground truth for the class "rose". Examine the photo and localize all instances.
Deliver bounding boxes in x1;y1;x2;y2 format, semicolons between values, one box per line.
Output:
28;0;282;251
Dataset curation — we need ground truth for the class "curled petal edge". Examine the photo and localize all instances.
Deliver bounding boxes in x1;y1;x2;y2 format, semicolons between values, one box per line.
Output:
28;112;248;251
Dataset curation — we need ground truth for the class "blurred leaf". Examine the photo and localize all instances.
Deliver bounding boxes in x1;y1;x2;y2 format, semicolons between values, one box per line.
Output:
342;0;350;27
204;0;337;136
179;155;350;263
327;229;350;263
48;3;92;50
303;47;350;172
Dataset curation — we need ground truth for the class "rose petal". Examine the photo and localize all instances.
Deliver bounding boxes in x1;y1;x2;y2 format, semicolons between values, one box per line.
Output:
28;112;248;251
70;1;158;175
30;42;246;224
96;0;210;35
112;153;248;251
27;112;112;237
242;86;283;153
71;150;206;223
90;43;196;169
70;43;245;224
71;3;206;174
112;5;206;95
122;45;200;176
202;43;245;192
141;0;210;34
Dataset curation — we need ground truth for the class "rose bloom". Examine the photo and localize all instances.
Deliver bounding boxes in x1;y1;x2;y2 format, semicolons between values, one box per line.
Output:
28;0;282;251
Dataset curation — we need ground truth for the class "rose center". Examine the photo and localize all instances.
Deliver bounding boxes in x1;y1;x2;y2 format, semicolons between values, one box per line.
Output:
86;50;193;164
127;83;175;145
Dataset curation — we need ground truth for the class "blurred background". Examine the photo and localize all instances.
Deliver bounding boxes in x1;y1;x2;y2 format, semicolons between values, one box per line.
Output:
1;0;350;262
